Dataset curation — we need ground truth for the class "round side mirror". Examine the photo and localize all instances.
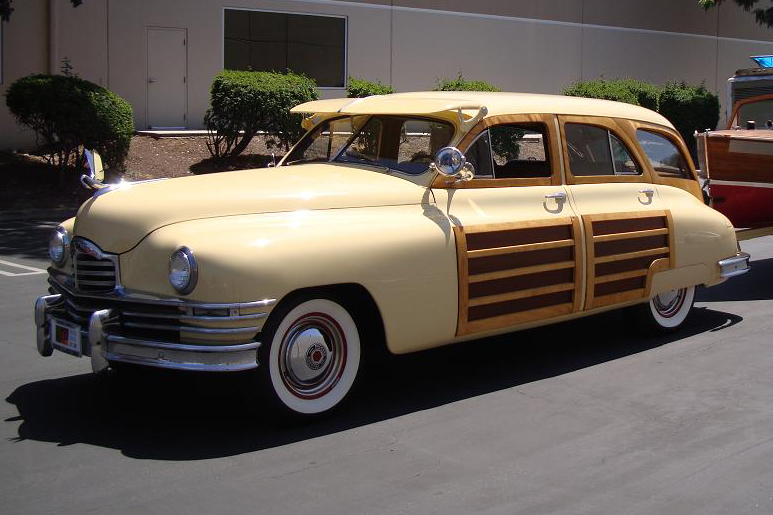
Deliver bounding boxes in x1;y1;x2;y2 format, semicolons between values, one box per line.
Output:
432;147;466;178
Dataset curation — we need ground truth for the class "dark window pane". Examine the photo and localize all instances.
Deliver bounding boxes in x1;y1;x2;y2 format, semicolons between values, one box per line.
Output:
224;39;250;70
565;123;614;176
610;135;640;175
224;9;250;40
489;124;550;178
465;131;493;177
250;41;286;73
224;9;345;87
636;130;690;179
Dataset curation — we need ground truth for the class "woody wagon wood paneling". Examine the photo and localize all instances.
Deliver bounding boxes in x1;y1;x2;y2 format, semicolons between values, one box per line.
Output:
584;210;675;309
455;217;583;335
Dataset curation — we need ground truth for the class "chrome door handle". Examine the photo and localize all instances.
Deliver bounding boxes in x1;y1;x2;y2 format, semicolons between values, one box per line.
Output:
545;192;567;201
148;77;157;83
639;188;654;196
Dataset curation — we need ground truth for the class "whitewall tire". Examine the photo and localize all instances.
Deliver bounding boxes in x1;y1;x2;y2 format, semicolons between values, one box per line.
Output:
259;297;361;416
634;286;696;333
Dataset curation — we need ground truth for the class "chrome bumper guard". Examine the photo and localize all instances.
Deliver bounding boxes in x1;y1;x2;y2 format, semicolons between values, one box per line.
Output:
719;252;751;279
34;289;273;372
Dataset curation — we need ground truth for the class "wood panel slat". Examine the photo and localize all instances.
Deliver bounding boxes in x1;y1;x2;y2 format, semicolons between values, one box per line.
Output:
595;247;670;264
594;269;648;284
468;283;575;307
468;260;575;283
593;227;669;242
467;239;574;258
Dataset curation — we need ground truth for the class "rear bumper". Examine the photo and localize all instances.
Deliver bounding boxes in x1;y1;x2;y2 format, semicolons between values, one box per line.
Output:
718;252;751;279
34;294;264;372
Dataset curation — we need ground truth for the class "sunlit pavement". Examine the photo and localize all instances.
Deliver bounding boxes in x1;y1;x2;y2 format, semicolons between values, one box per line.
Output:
2;218;772;515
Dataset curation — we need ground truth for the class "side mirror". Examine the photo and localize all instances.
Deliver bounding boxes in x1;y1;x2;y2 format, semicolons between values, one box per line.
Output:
81;149;107;189
430;147;474;182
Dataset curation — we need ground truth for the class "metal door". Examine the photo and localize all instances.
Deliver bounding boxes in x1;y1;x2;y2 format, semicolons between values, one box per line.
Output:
147;28;187;129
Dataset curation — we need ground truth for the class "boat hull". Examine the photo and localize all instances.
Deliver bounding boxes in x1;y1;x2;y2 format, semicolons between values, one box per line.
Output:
710;180;773;228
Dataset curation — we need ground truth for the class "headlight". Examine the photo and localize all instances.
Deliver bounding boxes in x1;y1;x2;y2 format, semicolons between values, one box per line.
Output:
169;246;198;294
48;226;70;265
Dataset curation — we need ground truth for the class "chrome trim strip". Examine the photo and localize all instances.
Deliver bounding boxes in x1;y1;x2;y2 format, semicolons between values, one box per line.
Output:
48;275;276;310
719;252;751;278
121;310;267;322
104;353;258;372
122;321;259;334
106;335;261;353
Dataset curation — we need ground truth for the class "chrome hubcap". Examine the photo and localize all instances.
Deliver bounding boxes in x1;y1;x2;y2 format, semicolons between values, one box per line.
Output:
653;288;686;318
278;314;346;399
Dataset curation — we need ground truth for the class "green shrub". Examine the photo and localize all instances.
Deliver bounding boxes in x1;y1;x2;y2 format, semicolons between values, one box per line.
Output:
563;78;659;110
658;81;719;155
347;76;395;98
434;73;500;92
204;70;318;158
563;78;719;156
5;74;134;175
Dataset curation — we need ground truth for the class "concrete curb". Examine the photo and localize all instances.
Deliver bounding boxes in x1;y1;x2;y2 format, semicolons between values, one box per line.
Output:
0;208;78;222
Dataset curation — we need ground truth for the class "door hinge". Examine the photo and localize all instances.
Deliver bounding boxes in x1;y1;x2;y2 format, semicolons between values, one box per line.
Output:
183;39;187;46
183;113;187;121
183;76;186;83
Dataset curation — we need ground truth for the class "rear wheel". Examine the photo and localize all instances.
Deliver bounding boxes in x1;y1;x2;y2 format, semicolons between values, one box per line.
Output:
258;296;361;417
631;286;696;333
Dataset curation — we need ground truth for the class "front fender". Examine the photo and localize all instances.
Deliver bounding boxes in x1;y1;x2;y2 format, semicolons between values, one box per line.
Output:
119;205;459;354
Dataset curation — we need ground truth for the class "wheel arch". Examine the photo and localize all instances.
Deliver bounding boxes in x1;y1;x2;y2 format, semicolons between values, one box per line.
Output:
262;282;390;357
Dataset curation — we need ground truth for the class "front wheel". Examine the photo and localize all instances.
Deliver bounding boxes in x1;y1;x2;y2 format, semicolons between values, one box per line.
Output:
258;296;362;417
630;286;696;333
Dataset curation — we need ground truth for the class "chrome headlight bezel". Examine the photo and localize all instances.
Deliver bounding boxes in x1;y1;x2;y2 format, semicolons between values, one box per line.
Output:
169;246;198;295
48;226;70;266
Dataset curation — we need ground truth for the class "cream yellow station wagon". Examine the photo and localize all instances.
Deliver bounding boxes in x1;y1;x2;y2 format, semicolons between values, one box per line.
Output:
34;92;750;416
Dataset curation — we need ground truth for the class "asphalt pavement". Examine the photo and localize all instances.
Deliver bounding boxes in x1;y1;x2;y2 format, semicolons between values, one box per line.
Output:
2;218;772;515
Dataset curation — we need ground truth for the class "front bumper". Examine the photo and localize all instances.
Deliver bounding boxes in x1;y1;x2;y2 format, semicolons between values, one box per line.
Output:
718;251;751;279
34;290;274;373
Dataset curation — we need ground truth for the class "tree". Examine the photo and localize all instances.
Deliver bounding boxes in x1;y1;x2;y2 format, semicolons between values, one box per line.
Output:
1;0;83;22
699;0;773;28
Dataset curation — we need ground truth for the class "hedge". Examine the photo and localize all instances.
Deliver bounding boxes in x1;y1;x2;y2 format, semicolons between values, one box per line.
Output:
347;76;395;97
563;78;659;111
5;74;134;175
563;78;719;155
204;70;318;158
658;81;719;154
434;73;500;92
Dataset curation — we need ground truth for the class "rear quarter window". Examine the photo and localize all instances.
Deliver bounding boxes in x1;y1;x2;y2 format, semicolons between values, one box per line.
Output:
636;130;692;180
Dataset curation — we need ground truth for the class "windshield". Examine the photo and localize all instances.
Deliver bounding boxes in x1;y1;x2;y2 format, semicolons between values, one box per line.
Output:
285;115;455;175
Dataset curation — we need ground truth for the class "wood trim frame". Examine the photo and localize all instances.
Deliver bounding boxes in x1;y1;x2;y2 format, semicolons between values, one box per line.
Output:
455;216;583;335
726;93;773;129
624;120;703;201
583;210;675;310
557;115;654;186
434;114;562;189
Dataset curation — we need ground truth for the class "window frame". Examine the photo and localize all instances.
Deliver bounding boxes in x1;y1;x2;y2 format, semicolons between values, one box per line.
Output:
221;7;348;90
558;115;651;185
437;114;562;189
627;120;701;199
333;114;456;176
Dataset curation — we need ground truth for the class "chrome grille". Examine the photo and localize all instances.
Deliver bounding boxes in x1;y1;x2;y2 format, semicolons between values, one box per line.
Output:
73;238;118;293
46;271;272;346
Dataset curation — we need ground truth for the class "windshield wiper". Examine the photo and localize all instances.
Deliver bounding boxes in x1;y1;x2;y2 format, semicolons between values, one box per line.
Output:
340;150;393;172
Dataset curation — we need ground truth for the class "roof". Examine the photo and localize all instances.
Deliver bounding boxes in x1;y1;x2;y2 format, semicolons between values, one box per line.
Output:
291;91;674;129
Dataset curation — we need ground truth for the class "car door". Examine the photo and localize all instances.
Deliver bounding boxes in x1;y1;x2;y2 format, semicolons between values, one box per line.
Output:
558;115;675;311
433;114;583;336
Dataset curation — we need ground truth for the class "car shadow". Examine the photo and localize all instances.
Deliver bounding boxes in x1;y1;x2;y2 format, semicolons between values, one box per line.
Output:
5;304;739;461
696;256;773;302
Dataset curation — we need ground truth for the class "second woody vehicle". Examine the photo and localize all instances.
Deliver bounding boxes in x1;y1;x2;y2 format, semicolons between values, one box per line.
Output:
35;92;749;416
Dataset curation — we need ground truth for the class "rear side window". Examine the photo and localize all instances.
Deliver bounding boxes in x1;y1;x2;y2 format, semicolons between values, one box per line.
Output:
636;130;691;179
565;123;641;176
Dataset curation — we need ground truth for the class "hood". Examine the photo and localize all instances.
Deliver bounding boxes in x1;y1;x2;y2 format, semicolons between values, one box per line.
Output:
74;164;429;253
